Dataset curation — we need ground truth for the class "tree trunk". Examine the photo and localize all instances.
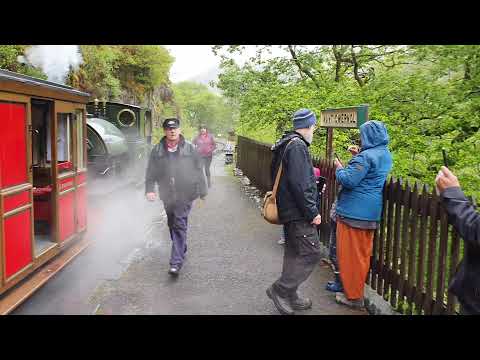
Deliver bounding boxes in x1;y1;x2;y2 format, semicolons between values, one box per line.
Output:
333;45;342;82
287;45;322;89
351;45;364;87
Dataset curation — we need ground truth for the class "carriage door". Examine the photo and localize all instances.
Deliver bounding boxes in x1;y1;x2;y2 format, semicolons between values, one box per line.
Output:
56;111;76;243
55;104;86;244
0;100;34;285
74;109;87;233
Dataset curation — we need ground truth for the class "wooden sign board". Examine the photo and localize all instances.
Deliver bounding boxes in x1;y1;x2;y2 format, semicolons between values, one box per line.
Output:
320;105;368;129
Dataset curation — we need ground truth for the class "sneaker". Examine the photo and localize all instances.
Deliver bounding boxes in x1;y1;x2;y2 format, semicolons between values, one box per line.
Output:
277;238;285;245
335;292;364;310
326;280;343;293
289;296;312;310
266;285;294;315
168;267;179;276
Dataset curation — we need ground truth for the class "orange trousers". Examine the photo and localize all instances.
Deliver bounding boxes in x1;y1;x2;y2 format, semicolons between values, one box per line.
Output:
336;219;374;300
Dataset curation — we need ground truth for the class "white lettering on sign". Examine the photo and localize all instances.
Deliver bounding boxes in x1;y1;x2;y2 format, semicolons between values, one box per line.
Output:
320;108;358;128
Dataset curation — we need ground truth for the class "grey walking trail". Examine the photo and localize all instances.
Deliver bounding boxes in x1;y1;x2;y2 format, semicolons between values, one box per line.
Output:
91;155;364;315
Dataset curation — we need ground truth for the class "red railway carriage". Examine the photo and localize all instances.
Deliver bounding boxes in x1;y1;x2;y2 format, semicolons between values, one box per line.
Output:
0;69;90;302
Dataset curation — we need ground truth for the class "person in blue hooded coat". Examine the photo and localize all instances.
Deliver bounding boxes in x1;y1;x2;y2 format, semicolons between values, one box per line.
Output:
333;120;392;309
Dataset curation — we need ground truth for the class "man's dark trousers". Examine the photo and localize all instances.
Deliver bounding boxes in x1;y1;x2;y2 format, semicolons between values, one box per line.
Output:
201;155;213;185
164;200;193;269
274;219;322;299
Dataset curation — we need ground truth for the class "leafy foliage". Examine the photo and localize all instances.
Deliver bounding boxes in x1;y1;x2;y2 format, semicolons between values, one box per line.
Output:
213;45;480;199
68;45;174;104
172;81;238;137
0;45;47;78
68;45;122;99
68;45;176;135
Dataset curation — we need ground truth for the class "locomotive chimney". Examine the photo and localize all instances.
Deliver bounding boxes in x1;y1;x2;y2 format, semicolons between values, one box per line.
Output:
102;98;107;118
94;98;99;117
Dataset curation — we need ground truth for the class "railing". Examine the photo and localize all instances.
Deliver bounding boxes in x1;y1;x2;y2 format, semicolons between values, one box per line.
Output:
236;136;274;192
237;135;475;315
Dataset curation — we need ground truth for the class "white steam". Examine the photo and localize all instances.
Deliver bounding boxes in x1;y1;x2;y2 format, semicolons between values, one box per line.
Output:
24;45;83;84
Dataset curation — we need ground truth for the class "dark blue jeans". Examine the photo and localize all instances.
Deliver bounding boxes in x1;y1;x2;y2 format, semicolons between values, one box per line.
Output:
164;200;193;269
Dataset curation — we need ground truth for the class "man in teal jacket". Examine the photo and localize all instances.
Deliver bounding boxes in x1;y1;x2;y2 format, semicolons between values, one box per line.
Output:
333;120;392;309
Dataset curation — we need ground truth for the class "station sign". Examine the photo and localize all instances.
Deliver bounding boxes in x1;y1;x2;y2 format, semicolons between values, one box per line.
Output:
320;105;368;129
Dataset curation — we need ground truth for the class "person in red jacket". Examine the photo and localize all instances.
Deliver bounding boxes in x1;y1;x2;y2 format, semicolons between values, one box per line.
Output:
193;125;217;188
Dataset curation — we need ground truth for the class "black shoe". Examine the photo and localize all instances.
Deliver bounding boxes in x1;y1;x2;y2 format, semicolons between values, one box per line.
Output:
168;267;179;276
290;296;312;310
266;285;294;315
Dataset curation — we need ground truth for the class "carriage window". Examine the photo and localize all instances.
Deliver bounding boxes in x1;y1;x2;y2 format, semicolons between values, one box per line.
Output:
57;113;74;173
76;110;86;170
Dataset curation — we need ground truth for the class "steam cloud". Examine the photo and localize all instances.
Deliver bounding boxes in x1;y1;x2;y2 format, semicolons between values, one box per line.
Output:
24;45;83;84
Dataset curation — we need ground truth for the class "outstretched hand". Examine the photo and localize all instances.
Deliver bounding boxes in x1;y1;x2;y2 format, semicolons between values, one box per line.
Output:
435;166;460;194
348;145;360;156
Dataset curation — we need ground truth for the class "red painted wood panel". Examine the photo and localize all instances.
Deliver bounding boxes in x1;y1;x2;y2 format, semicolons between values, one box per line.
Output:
59;177;75;192
59;191;75;241
33;186;52;222
0;103;27;189
4;190;30;213
76;172;87;185
4;210;33;278
76;186;87;230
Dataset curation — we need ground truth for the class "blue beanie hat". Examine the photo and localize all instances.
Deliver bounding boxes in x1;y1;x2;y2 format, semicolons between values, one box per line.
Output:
293;108;317;130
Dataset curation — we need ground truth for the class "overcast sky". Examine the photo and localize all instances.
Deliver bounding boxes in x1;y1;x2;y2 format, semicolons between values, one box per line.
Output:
166;45;317;84
166;45;219;83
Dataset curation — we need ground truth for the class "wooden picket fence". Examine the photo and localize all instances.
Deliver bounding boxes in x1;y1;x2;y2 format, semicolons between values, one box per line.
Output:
236;135;475;315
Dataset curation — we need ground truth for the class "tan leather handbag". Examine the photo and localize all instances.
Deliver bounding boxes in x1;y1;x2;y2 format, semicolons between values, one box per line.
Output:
262;140;294;224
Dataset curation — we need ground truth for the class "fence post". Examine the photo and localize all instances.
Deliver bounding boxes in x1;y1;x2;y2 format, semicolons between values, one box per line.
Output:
415;184;430;314
406;182;419;315
383;177;395;301
390;178;403;308
424;188;439;315
398;180;411;313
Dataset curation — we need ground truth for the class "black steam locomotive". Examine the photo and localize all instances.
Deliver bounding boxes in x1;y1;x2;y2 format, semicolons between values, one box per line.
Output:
86;100;153;183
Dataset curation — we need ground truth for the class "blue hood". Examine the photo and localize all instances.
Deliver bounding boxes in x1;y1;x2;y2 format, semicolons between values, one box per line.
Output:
360;120;389;150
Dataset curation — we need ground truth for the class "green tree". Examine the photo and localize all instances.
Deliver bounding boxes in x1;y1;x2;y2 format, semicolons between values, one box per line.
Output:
0;45;47;78
213;45;480;199
69;45;174;104
115;45;174;103
69;45;122;99
173;81;238;136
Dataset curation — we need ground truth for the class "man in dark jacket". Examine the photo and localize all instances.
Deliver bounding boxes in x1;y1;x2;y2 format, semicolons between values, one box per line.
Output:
266;108;322;315
436;166;480;315
145;118;207;276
